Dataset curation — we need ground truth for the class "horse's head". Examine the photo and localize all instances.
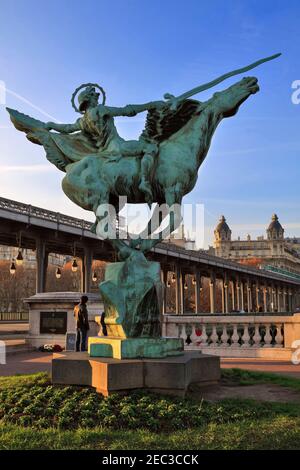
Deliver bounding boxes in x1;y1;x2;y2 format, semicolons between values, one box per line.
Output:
156;75;261;217
212;76;259;118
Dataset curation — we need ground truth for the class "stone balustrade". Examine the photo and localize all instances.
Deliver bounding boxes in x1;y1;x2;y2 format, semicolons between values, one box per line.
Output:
162;313;300;359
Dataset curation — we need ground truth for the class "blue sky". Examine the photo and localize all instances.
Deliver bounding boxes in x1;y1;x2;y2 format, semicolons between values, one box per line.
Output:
0;0;299;247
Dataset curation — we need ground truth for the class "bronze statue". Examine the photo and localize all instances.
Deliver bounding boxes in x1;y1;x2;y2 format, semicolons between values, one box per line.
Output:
7;54;281;357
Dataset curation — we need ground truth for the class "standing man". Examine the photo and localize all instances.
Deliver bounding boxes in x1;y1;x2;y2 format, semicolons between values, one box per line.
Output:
74;295;90;352
100;311;108;336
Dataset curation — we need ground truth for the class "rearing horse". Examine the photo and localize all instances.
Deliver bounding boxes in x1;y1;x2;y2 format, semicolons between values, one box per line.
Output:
62;75;259;255
7;55;279;258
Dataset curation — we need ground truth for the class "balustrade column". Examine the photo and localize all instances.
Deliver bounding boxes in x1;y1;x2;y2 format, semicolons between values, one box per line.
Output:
231;324;240;346
252;324;261;347
201;324;208;347
210;325;218;345
242;323;250;347
264;324;273;346
221;324;229;346
275;323;283;347
189;324;198;346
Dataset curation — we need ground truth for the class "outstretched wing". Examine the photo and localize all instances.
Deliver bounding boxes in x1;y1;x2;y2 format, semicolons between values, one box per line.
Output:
140;99;200;143
7;108;97;172
7;107;47;143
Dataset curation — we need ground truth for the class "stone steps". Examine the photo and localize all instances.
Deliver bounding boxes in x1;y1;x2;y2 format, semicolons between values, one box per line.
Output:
0;333;28;340
2;339;35;355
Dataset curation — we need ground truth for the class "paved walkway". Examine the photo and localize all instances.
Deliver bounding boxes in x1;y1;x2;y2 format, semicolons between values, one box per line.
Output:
1;352;300;378
221;358;300;378
0;351;52;376
0;322;29;334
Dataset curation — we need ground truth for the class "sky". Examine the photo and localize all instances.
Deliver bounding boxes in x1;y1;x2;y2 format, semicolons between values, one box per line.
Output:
0;0;299;248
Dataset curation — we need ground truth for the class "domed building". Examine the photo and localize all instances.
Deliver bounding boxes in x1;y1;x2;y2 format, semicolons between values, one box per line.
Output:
214;215;232;242
267;214;284;240
213;214;300;277
213;216;232;258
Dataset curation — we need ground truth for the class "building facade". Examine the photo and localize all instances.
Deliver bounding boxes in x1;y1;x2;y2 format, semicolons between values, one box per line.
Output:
213;214;300;277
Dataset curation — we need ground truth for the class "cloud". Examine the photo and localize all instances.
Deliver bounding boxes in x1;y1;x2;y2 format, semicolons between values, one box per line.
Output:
283;223;300;230
5;87;60;122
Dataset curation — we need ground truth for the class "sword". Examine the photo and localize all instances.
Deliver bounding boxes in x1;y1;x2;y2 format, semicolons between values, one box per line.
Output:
164;53;281;108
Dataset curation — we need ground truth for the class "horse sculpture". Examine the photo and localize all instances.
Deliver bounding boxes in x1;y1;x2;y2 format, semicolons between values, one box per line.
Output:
7;54;280;258
7;54;281;355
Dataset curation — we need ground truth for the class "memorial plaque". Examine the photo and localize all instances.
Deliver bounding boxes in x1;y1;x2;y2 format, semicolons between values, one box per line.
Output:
65;332;76;351
40;311;67;334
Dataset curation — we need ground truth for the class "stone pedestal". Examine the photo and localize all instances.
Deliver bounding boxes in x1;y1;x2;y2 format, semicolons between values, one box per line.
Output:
24;292;104;349
52;351;220;397
88;336;184;359
99;254;163;338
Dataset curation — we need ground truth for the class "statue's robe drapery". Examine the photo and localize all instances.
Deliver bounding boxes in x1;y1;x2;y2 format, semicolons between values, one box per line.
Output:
33;131;97;171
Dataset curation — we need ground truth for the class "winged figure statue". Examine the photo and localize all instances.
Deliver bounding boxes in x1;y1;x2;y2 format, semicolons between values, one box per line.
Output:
7;54;280;258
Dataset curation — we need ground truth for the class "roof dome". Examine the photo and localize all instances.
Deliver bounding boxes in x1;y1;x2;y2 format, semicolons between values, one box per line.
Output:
267;214;284;240
215;215;230;232
214;215;231;241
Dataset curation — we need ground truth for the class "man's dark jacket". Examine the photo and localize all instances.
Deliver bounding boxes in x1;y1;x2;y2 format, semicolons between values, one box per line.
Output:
74;303;90;330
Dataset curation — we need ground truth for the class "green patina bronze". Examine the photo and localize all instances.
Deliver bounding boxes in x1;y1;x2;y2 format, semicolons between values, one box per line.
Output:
7;53;281;358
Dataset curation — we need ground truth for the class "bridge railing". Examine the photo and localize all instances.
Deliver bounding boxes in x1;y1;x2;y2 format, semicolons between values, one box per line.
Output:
163;313;300;358
0;312;29;322
0;196;93;231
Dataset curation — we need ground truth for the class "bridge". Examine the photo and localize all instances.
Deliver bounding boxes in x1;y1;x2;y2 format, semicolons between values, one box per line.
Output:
0;196;300;315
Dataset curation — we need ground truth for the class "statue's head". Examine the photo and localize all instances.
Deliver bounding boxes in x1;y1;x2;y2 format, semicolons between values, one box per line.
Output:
71;83;106;114
78;86;99;112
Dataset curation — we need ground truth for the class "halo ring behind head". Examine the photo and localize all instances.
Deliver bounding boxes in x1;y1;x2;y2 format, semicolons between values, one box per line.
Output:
71;83;106;113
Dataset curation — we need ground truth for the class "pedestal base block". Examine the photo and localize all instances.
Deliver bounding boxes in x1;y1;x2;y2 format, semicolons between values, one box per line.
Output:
88;336;184;359
52;351;221;397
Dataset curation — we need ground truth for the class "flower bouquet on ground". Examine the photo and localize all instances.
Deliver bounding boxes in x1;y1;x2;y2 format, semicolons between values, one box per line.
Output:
38;344;64;352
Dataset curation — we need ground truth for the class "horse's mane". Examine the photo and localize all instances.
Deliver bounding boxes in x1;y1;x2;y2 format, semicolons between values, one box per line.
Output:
140;99;200;143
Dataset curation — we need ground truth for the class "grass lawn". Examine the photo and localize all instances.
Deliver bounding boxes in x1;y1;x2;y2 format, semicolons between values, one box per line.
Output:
222;368;300;391
0;370;299;450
